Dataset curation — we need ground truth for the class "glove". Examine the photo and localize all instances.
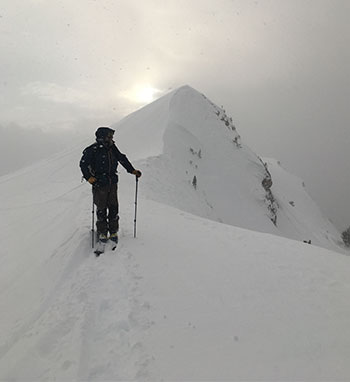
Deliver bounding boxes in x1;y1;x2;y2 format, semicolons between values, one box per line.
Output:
88;176;97;184
132;170;142;178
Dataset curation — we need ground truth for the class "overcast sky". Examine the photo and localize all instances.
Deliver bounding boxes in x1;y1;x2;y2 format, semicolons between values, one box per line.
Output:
0;0;349;230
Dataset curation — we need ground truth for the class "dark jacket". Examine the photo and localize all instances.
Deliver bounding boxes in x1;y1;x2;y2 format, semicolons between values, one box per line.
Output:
80;142;135;187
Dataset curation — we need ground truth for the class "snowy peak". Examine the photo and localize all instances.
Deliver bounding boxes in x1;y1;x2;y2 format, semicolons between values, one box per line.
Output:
117;86;279;230
168;85;242;147
115;85;241;160
115;85;343;252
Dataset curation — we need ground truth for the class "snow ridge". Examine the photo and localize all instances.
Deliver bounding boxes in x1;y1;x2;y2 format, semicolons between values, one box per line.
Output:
116;85;342;252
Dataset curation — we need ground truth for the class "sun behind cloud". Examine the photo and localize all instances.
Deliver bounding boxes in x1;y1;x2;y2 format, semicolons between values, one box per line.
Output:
122;84;162;105
136;86;160;103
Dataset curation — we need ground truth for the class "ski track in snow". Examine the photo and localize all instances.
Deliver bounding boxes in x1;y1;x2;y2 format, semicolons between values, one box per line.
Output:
75;243;154;381
0;233;154;381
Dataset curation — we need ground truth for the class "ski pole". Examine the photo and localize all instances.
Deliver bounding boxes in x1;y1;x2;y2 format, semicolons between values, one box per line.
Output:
134;177;139;238
92;192;95;248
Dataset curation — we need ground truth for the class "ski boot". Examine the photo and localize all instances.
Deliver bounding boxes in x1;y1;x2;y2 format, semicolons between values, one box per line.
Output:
109;232;118;250
98;233;108;243
94;233;108;257
110;232;118;244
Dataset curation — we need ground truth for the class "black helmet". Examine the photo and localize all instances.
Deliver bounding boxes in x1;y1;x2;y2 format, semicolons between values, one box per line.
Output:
95;127;115;139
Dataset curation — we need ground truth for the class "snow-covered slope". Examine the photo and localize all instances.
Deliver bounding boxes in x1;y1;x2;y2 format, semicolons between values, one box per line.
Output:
265;158;343;250
0;154;350;380
114;85;343;252
0;85;349;380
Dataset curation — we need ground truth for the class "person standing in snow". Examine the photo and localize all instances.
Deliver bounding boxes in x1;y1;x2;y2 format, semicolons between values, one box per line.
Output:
80;127;141;244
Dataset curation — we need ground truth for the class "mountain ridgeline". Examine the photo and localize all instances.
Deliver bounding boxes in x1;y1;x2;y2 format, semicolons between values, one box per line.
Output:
114;85;343;253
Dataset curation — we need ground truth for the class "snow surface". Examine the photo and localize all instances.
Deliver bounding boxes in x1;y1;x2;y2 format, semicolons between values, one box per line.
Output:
0;86;349;380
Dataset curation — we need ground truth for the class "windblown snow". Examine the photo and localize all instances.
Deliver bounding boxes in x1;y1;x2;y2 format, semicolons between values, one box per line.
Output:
0;85;349;381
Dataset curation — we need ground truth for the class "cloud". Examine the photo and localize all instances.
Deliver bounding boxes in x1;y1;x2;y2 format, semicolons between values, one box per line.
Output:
0;123;70;176
0;119;105;176
21;82;92;106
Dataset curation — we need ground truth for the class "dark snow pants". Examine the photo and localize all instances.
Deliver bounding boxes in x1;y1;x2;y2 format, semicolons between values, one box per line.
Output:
93;183;119;235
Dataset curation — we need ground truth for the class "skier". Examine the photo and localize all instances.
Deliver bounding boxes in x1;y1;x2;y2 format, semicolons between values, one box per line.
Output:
80;127;142;245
